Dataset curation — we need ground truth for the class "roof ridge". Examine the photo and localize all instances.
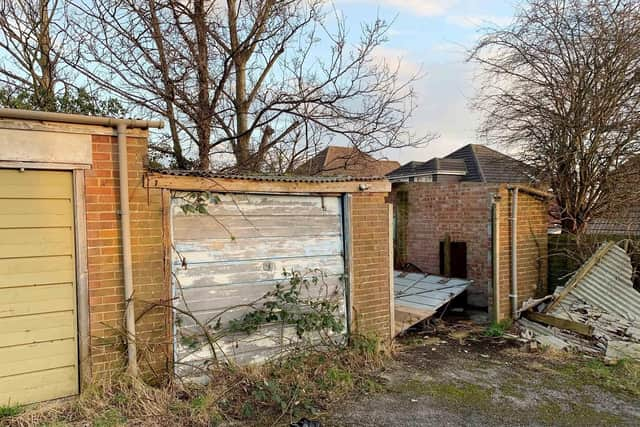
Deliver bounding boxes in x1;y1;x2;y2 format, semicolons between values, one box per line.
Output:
469;144;487;182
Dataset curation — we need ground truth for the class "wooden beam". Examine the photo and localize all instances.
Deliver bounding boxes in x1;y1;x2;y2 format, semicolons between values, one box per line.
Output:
524;311;594;337
144;172;391;194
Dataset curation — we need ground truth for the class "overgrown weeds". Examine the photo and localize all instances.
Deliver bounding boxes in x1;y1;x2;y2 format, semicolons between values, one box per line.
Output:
3;335;386;427
483;320;512;337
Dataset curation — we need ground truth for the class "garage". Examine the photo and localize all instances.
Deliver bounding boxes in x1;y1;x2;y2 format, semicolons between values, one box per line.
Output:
0;169;78;405
171;192;347;369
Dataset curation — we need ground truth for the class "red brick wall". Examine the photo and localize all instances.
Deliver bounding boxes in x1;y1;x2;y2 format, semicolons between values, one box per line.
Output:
391;183;548;319
496;188;548;321
350;193;392;342
391;182;499;306
85;134;167;376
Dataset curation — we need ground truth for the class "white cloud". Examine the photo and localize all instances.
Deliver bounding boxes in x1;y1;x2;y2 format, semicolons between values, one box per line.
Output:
382;57;484;164
339;0;456;16
446;14;512;29
370;46;422;79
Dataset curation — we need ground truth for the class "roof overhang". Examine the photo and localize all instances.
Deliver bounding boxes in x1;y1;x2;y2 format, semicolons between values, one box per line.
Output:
145;171;391;194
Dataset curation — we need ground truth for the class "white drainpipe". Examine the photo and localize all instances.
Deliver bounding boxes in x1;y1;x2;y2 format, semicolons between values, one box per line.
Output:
509;187;519;319
0;108;163;376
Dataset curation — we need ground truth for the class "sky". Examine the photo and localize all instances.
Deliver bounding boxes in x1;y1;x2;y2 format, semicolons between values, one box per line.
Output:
332;0;518;164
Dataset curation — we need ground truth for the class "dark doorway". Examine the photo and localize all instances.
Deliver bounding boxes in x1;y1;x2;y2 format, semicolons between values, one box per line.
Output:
439;241;468;278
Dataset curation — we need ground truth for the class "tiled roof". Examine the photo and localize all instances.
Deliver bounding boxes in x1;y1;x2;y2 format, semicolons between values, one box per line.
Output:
588;206;640;236
294;146;400;177
386;158;466;178
445;144;534;184
152;169;386;182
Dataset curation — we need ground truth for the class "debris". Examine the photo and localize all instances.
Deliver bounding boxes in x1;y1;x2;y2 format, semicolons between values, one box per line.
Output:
518;242;640;361
605;341;640;363
524;311;594;337
517;295;553;316
535;335;570;351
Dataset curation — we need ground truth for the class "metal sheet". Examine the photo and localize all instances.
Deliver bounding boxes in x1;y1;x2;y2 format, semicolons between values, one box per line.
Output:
551;244;640;322
394;271;471;315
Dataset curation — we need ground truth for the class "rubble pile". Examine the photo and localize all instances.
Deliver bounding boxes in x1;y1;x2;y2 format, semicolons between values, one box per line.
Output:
517;242;640;361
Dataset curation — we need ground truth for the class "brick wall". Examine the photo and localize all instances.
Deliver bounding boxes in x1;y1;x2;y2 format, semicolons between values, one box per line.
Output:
496;188;549;321
391;182;548;319
85;134;167;376
350;193;392;342
391;182;498;306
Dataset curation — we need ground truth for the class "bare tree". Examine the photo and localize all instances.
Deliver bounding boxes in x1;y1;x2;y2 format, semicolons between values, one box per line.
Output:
67;0;431;171
470;0;640;234
0;0;61;109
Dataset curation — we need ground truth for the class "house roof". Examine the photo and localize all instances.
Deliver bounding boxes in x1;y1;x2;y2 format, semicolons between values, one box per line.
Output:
445;144;533;184
294;146;400;177
386;158;467;179
588;201;640;236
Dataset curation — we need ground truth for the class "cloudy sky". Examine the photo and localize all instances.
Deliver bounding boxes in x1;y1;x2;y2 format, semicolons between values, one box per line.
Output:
334;0;517;164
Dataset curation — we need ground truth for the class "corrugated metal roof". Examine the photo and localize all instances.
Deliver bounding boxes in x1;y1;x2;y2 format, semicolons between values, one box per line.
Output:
550;243;640;322
394;272;471;312
153;169;387;182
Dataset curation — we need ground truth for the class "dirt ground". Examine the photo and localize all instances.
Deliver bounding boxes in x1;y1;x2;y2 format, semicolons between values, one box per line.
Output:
326;319;640;427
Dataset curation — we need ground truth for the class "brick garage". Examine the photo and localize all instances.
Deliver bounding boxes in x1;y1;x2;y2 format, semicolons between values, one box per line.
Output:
0;109;394;404
392;182;549;321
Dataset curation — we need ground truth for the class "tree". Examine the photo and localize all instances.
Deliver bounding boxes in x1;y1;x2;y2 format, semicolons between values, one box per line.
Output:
67;0;431;171
470;0;640;234
0;0;124;115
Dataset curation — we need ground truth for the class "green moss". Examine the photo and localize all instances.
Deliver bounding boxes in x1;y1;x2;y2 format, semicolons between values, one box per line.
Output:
536;401;631;427
557;358;640;397
393;379;493;411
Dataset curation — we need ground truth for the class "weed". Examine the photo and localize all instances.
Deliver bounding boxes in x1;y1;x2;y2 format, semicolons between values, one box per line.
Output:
483;320;512;337
0;404;22;418
93;408;126;427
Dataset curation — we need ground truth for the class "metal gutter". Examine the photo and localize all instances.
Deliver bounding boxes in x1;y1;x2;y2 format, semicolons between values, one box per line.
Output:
0;108;164;129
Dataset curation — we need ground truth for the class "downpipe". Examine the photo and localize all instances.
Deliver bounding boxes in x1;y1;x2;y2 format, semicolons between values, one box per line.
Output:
117;123;138;376
509;187;519;319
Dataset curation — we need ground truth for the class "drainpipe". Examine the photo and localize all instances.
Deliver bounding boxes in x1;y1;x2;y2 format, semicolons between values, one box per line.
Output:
509;187;519;319
117;123;138;376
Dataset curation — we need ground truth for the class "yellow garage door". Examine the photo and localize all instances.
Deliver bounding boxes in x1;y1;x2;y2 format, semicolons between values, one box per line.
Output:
0;169;78;405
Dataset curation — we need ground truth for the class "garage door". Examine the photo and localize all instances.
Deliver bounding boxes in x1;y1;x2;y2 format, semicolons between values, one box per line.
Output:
172;193;346;369
0;169;78;405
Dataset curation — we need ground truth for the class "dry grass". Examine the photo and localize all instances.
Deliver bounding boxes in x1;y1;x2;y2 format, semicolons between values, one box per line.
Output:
2;336;386;427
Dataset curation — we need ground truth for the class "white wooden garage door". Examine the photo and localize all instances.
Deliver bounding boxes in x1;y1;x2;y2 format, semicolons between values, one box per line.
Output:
0;169;78;405
171;192;346;369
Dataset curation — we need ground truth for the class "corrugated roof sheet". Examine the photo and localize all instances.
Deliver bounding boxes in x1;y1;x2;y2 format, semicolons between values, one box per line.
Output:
550;243;640;322
152;169;387;182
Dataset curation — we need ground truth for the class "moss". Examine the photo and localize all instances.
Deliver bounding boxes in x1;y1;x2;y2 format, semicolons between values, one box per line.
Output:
556;358;640;397
535;401;631;427
393;379;493;411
